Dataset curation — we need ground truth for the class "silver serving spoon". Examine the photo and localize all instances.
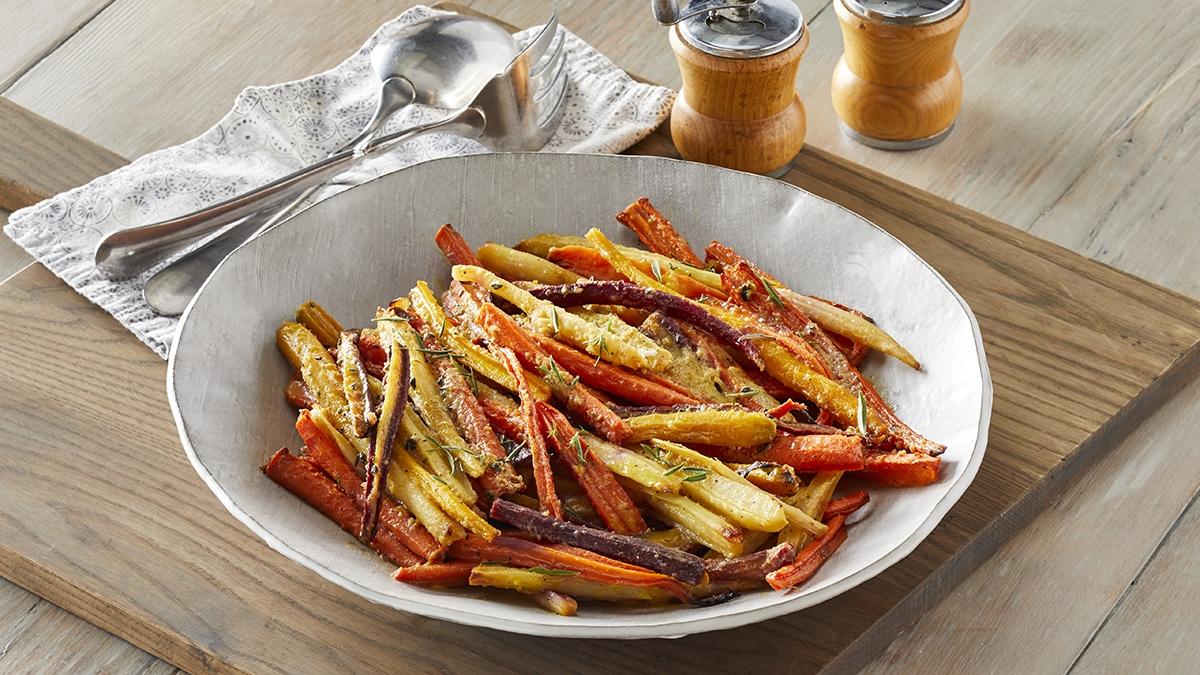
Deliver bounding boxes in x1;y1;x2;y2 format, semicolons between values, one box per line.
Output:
94;13;519;280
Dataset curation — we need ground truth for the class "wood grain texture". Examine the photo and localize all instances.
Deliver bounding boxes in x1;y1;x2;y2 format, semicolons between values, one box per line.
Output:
0;0;1198;670
0;577;178;675
830;0;967;141
0;0;112;91
1072;489;1200;674
669;27;808;173
859;374;1200;674
0;211;31;284
0;98;125;212
1;110;1199;671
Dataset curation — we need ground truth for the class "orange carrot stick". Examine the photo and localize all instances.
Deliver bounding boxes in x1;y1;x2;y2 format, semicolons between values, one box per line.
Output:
823;490;870;519
532;335;698;406
547;245;723;300
856;452;940;487
756;434;867;472
536;401;648;535
296;411;443;561
765;514;848;591
262;449;421;567
434;223;483;266
392;561;477;586
547;245;625;281
478;394;527;443
449;535;692;602
498;347;563;519
615;197;705;268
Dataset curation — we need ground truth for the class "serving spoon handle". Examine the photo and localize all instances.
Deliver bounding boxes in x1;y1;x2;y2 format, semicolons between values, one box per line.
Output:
93;108;485;280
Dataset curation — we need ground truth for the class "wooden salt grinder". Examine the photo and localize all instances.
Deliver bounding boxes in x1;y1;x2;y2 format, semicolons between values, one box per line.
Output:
654;0;808;176
831;0;969;150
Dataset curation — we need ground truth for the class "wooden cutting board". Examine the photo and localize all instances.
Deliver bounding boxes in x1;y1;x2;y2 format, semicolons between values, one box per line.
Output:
1;41;1199;673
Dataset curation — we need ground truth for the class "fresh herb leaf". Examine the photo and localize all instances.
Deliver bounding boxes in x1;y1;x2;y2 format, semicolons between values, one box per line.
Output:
681;467;709;482
750;269;786;308
563;504;586;522
640;442;663;463
569;432;586;465
663;463;685;476
550;308;560;334
415;347;461;359
527;567;579;576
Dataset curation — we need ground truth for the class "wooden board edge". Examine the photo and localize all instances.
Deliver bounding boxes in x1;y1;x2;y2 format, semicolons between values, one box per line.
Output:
822;339;1200;674
789;147;1200;316
0;540;246;675
0;97;127;211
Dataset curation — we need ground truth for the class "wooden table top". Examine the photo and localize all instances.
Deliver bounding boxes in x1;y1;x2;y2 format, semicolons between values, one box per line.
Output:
1;1;1198;672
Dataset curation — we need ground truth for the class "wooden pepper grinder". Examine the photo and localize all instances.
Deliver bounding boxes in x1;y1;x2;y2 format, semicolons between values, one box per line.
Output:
654;0;808;176
831;0;969;150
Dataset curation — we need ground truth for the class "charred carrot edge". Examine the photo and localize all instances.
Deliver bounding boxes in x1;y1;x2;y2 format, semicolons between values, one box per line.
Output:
766;514;848;591
449;535;692;603
434;224;483;266
361;339;410;542
535;403;648;535
823;490;870;519
295;411;443;561
616;197;705;268
547;245;724;301
533;335;698;407
263;449;420;567
491;499;696;582
476;303;632;444
856;452;940;487
407;307;524;498
392;561;477;586
754;434;867;472
498;347;563;520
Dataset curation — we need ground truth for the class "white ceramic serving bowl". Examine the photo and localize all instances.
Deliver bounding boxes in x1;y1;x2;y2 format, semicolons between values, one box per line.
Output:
168;153;991;639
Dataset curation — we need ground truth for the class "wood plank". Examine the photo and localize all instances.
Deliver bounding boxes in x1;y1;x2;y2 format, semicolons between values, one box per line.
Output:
857;373;1200;674
1;108;1199;672
0;0;112;91
0;577;177;675
0;211;31;284
0;98;125;212
1025;55;1200;299
1072;491;1200;673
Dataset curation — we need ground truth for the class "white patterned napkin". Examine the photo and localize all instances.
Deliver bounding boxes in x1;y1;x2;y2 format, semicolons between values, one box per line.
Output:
4;5;674;358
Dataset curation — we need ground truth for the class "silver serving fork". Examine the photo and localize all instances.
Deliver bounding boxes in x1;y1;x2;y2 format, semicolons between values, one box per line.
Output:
95;14;567;282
